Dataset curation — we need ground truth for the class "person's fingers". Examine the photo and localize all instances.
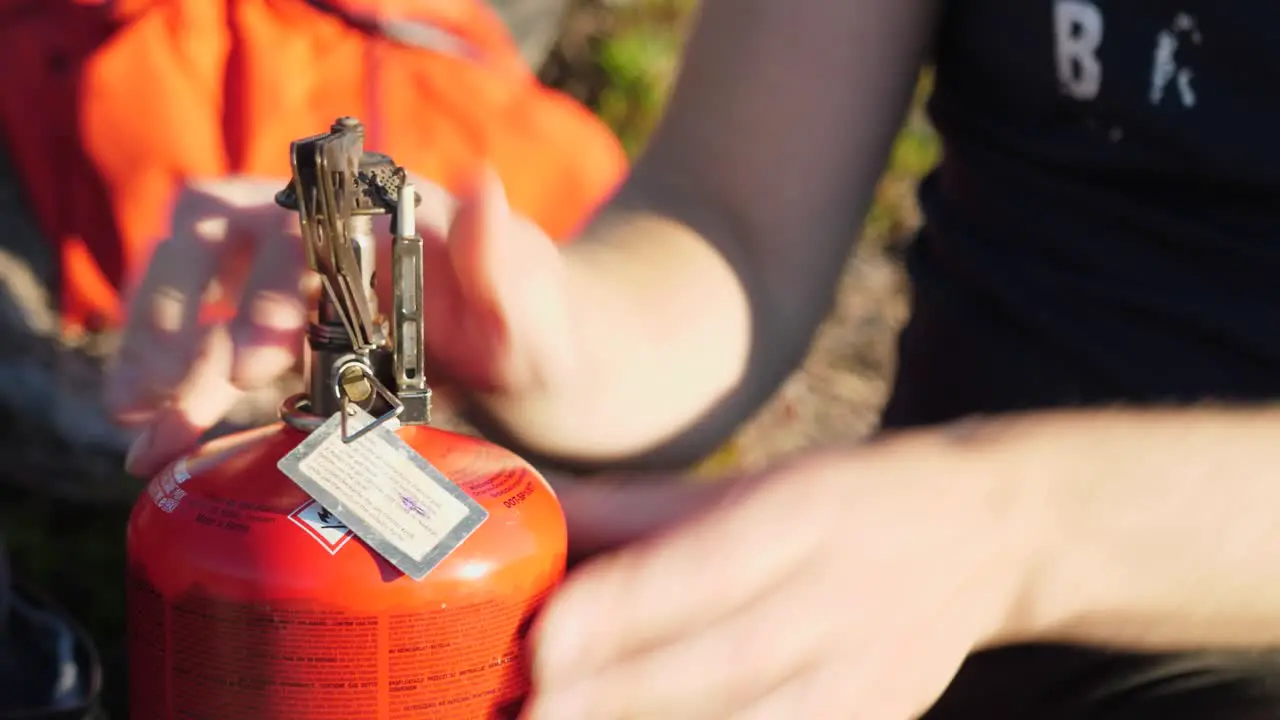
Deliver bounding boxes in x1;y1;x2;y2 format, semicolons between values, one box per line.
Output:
106;215;230;423
417;170;516;389
398;168;574;396
548;475;735;559
441;169;576;394
524;573;830;720
447;168;512;317
406;171;461;239
106;179;282;423
124;324;244;477
130;199;304;473
730;661;861;720
103;359;161;429
372;172;478;389
529;466;828;685
227;223;310;389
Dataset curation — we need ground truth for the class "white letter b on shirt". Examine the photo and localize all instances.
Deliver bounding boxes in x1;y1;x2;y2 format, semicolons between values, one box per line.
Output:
1055;0;1104;100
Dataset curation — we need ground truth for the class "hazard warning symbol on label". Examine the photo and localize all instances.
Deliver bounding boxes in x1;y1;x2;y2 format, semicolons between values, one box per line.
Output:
288;499;356;554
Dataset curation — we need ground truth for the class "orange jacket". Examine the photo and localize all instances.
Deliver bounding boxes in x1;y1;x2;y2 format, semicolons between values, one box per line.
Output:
0;0;627;333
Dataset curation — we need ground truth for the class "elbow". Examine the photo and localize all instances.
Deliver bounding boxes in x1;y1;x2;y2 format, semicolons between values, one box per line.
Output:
599;238;840;472
617;291;827;471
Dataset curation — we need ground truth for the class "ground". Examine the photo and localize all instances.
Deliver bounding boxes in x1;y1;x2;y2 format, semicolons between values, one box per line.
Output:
0;1;940;715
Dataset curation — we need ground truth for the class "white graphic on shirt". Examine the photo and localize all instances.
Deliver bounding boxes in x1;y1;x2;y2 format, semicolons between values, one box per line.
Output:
1149;13;1201;108
1054;0;1104;100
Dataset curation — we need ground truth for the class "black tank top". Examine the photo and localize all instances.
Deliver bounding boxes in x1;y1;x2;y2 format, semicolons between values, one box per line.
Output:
884;1;1280;427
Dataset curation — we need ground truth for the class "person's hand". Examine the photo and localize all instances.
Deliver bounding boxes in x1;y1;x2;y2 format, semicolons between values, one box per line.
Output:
105;177;310;477
107;170;574;477
525;437;1038;719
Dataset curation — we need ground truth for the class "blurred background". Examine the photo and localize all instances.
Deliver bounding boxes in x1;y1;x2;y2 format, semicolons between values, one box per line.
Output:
0;0;939;716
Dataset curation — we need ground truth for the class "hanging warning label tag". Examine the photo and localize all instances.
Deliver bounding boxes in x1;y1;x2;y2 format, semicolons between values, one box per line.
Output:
277;406;488;581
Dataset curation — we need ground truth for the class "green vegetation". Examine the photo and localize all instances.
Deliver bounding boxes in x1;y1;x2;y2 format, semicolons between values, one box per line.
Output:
575;0;940;242
592;0;695;154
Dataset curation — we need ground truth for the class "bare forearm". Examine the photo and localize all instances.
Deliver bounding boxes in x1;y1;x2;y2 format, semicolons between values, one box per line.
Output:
983;407;1280;651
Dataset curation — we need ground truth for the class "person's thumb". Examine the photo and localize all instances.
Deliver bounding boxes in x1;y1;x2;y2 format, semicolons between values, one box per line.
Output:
447;168;513;319
423;168;571;393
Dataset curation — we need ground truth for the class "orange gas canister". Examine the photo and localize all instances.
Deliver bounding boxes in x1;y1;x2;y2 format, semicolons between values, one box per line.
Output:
125;118;567;719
